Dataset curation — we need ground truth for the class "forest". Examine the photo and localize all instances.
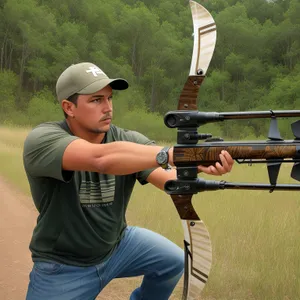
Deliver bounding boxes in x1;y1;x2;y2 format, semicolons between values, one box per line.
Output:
0;0;299;141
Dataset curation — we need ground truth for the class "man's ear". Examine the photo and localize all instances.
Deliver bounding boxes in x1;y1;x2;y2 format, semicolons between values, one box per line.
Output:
61;100;75;118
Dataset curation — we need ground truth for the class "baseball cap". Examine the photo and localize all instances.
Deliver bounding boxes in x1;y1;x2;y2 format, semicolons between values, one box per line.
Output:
56;62;129;102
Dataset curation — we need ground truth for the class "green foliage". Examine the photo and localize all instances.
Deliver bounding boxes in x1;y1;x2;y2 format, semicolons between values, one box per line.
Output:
26;88;63;126
117;108;177;142
0;70;18;118
0;0;299;139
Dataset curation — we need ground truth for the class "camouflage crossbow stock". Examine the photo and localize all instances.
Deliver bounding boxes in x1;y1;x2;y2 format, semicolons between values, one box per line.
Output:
163;1;300;299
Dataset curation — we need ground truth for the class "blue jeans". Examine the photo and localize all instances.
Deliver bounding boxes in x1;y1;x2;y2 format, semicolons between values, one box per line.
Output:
26;226;184;300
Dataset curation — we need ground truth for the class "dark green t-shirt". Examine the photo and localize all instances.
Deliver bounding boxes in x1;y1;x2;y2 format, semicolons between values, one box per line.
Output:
23;120;156;266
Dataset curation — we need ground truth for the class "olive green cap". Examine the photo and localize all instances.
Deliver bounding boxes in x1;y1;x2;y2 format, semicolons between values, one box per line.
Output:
56;62;129;102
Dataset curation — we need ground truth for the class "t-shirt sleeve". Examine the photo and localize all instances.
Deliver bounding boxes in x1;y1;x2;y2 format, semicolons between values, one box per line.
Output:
124;130;157;185
23;124;80;182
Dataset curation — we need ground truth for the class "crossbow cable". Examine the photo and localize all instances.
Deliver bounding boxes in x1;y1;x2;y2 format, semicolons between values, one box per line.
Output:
171;1;217;299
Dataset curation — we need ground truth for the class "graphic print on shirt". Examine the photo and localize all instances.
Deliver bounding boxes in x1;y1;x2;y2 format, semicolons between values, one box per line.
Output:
78;171;115;207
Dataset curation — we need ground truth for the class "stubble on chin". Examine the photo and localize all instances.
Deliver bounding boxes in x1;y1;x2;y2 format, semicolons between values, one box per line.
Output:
88;125;110;134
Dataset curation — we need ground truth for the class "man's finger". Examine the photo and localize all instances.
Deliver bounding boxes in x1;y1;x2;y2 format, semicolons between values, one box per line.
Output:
214;162;226;175
222;150;234;170
219;153;229;171
210;165;218;175
198;165;219;175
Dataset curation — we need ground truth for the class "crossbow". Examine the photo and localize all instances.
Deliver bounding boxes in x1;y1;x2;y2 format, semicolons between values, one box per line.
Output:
164;1;300;299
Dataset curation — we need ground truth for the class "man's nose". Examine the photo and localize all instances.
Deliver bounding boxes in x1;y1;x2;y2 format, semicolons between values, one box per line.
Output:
102;98;112;112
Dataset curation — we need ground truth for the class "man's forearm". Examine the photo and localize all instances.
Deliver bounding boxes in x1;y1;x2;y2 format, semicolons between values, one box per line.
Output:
146;167;177;191
90;141;174;175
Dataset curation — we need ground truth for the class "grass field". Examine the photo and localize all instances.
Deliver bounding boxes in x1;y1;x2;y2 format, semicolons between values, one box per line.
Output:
1;125;300;300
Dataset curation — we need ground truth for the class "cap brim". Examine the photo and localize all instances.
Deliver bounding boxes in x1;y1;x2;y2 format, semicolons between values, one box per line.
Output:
77;78;128;95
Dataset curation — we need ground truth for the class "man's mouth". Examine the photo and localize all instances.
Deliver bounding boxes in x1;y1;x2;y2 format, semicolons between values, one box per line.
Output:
101;116;112;121
101;118;112;122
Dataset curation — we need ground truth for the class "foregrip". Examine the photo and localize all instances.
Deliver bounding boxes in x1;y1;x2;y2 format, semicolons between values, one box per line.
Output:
173;144;299;166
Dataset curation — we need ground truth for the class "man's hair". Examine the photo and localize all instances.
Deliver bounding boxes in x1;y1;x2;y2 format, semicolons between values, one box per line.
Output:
63;93;79;118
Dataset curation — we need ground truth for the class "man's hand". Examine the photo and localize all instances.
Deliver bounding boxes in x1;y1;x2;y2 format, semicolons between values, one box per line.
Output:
148;150;234;191
197;150;234;176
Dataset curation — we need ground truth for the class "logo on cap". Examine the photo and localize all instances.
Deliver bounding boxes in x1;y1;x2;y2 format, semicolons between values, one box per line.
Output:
86;66;105;77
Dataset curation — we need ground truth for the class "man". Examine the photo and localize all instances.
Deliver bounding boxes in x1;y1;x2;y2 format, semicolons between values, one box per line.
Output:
23;62;233;300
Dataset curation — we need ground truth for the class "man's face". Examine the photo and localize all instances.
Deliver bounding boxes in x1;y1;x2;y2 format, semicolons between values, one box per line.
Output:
73;85;113;134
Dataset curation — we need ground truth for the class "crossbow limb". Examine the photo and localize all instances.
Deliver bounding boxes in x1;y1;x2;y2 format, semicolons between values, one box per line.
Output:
171;1;216;299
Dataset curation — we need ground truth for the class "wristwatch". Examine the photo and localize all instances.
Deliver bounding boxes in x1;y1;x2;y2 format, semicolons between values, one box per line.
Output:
156;146;171;170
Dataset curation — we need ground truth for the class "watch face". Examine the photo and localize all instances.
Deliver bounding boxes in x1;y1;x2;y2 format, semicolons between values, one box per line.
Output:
157;152;167;164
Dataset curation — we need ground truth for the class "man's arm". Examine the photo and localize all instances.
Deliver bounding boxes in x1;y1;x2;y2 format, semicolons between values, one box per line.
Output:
24;125;170;179
62;139;167;175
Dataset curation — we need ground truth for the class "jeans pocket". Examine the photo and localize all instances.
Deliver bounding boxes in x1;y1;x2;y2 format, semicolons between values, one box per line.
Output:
34;261;64;275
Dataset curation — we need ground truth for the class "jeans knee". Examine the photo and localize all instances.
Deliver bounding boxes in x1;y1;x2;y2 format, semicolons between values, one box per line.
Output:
163;246;184;277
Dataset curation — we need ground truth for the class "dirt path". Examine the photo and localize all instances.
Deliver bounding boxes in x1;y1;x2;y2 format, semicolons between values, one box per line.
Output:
0;177;183;300
0;176;38;300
